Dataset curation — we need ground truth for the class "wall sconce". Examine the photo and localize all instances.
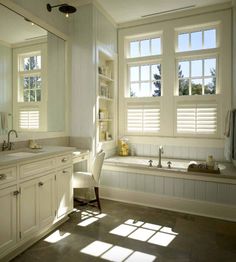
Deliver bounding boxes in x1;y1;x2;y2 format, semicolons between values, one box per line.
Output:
47;3;77;18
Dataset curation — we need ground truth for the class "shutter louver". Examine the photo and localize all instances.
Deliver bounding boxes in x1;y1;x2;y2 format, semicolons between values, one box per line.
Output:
177;105;217;134
127;105;160;133
19;110;40;129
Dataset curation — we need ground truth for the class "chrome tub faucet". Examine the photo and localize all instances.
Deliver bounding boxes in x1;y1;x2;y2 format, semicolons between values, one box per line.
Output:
157;145;164;168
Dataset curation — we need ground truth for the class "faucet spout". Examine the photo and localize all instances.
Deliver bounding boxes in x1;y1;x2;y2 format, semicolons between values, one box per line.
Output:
157;145;164;168
7;129;18;150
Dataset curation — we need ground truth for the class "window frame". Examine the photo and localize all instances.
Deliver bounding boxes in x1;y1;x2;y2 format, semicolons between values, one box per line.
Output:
176;54;218;96
13;44;47;132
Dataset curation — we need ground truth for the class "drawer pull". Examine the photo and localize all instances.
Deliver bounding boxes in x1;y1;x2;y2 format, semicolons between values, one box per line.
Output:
62;170;69;174
0;174;6;180
61;158;67;163
38;182;44;186
13;190;20;196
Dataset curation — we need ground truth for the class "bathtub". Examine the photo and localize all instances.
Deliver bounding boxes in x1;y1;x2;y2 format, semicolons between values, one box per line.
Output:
101;156;236;221
104;156;235;179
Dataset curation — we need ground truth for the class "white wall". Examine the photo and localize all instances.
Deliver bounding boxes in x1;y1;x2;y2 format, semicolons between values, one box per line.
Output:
70;3;117;154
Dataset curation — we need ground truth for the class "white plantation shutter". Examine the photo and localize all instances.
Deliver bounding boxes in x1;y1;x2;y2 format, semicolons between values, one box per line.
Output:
177;105;217;134
127;104;160;134
19;110;40;129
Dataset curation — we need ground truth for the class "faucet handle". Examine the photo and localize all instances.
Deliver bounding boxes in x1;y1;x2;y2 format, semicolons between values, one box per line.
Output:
2;140;8;151
148;160;153;167
167;161;172;168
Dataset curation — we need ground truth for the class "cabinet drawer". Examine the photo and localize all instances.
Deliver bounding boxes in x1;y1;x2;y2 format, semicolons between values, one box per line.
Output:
73;154;89;164
57;154;72;167
20;158;55;180
0;167;17;186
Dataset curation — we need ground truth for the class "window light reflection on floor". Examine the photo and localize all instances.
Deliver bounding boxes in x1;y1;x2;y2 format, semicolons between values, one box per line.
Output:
44;230;71;243
109;219;178;247
80;240;156;262
77;210;107;227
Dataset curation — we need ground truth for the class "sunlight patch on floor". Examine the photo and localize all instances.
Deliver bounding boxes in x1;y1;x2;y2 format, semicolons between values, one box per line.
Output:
77;210;107;227
110;219;178;247
80;240;156;262
44;230;71;243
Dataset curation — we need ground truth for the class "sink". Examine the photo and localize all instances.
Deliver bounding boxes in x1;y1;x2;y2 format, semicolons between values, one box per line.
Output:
7;152;39;157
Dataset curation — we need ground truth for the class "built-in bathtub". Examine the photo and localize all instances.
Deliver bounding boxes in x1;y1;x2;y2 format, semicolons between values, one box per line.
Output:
100;156;236;222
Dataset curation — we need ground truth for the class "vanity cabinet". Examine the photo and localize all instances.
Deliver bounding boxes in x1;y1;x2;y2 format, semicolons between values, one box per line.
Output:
19;173;55;241
0;185;17;255
56;167;73;219
0;148;74;261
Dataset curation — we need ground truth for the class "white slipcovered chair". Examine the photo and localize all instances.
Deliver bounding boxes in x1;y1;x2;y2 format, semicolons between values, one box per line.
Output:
73;150;105;210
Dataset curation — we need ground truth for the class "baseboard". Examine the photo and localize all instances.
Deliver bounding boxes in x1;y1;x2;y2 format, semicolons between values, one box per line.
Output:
100;187;236;222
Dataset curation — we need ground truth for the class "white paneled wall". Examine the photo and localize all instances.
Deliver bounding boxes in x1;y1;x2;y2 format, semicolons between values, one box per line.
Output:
129;143;225;161
101;169;236;206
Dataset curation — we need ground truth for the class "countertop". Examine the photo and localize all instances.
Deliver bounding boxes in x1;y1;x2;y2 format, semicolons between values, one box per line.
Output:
0;146;76;166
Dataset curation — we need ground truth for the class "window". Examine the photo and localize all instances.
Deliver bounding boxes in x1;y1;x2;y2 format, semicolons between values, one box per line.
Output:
129;63;161;97
127;103;160;134
176;104;217;135
129;37;161;58
13;44;47;131
177;28;216;52
18;53;42;102
178;58;216;95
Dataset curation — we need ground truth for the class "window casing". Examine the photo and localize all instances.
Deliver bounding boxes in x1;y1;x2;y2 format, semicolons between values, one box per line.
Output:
119;11;231;140
13;44;47;131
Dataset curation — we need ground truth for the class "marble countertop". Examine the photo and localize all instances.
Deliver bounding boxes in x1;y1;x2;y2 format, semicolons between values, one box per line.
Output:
0;146;76;166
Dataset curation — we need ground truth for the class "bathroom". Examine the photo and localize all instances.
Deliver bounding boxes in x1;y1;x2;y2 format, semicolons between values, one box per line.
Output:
0;0;236;261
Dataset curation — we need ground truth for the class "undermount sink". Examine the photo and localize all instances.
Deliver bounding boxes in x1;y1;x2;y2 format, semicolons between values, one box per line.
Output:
7;152;40;157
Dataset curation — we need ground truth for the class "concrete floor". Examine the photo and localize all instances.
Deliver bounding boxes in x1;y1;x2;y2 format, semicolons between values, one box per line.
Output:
12;199;236;262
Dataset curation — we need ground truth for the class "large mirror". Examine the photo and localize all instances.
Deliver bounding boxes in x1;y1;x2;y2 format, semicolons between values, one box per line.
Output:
0;4;66;135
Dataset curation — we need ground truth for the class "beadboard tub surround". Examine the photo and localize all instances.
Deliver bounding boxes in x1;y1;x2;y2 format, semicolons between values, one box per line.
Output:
100;156;236;222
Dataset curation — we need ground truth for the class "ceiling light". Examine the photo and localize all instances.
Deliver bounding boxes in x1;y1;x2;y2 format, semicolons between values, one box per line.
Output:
47;3;76;18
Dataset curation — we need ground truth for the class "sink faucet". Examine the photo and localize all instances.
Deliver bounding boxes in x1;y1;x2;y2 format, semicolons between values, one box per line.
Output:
157;145;164;168
2;129;18;151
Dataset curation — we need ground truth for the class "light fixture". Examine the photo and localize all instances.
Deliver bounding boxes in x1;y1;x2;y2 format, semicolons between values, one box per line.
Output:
47;3;76;18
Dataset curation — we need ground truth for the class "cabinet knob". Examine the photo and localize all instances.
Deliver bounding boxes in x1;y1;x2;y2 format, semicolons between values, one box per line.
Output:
62;158;67;163
13;190;20;196
38;182;44;186
0;174;6;180
62;170;68;174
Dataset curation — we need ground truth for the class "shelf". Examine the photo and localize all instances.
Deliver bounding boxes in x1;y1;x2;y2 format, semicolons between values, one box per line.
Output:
98;96;113;101
99;139;114;144
98;118;112;122
99;74;114;82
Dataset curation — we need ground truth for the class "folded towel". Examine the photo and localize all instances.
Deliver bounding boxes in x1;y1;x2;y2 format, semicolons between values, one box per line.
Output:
224;109;235;161
224;110;231;137
0;112;8;130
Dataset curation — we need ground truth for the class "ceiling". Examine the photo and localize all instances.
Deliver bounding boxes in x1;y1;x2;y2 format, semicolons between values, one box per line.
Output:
0;4;47;45
70;0;231;24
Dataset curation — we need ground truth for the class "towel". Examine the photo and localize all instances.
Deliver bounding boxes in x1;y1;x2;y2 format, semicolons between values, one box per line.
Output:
0;112;8;130
224;110;232;137
224;109;235;161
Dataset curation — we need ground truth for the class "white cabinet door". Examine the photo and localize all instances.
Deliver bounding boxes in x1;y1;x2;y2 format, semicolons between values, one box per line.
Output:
56;167;73;219
0;186;17;255
19;179;39;240
38;173;55;228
